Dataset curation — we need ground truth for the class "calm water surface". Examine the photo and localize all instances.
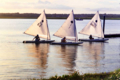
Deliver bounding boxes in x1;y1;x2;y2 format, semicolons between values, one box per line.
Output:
0;19;120;80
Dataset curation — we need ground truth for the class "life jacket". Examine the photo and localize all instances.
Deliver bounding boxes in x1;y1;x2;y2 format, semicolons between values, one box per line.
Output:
61;38;66;42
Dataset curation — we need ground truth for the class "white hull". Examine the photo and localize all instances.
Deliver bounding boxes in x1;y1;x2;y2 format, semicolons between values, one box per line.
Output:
51;42;83;45
23;40;55;43
79;38;109;42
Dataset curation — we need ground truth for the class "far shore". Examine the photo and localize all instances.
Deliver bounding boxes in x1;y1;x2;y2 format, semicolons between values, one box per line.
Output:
0;13;120;20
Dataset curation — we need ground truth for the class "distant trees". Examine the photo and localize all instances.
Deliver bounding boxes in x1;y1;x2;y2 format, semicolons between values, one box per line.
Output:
0;13;120;19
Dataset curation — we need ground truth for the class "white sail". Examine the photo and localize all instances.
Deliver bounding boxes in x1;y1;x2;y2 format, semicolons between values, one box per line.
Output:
79;11;104;38
24;10;50;40
53;10;78;41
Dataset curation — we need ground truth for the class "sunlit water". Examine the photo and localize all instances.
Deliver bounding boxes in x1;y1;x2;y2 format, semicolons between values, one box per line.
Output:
0;19;120;80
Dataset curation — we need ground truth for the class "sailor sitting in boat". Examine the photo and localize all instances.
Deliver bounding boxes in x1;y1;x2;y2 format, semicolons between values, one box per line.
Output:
33;34;40;42
89;35;94;39
61;37;66;42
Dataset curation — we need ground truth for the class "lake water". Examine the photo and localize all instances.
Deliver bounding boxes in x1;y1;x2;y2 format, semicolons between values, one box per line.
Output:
0;19;120;80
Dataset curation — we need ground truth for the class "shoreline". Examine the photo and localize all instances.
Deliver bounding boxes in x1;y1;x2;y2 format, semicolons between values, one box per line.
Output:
0;13;120;19
12;68;120;80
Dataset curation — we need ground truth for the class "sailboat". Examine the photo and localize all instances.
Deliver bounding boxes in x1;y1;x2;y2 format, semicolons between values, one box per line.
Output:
79;11;109;42
23;10;55;43
51;10;83;45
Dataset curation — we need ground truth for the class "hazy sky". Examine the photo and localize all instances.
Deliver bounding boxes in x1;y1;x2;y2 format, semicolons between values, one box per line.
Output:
0;0;120;14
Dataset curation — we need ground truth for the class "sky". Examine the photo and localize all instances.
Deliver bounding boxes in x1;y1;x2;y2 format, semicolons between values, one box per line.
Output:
0;0;120;14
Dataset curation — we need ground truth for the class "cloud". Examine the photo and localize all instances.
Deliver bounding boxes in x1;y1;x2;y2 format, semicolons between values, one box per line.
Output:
0;0;120;13
52;5;72;10
38;0;51;4
37;0;72;10
2;1;72;10
0;0;72;13
34;4;72;10
84;7;120;13
0;2;33;9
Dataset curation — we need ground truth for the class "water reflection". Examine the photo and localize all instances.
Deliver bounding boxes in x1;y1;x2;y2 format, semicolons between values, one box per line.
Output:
54;45;78;73
1;19;120;79
24;44;50;77
77;42;105;73
89;43;105;72
24;42;106;76
86;42;105;60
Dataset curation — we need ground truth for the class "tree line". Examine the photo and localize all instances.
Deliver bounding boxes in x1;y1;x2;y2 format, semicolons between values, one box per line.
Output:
0;13;120;19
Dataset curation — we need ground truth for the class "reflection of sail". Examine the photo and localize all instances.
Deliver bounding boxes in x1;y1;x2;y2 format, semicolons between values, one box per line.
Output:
24;44;49;77
54;45;78;72
81;43;105;73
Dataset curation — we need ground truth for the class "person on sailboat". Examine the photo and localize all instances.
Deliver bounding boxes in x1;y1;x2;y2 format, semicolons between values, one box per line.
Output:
89;35;94;39
33;34;40;42
61;37;66;42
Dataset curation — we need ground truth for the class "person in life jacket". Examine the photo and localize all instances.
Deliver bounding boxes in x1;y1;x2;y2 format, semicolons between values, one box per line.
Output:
89;35;94;39
33;34;40;42
61;37;66;42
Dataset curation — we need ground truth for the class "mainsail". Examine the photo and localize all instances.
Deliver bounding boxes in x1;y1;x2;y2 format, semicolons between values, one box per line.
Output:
53;10;78;41
79;11;104;38
24;10;50;40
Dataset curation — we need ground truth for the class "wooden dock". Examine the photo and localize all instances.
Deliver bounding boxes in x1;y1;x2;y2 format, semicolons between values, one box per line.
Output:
104;34;120;38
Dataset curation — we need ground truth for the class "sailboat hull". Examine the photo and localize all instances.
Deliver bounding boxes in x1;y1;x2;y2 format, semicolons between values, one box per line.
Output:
23;40;55;43
79;38;109;42
51;42;83;45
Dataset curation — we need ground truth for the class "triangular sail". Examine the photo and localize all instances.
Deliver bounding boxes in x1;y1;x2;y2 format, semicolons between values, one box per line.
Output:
24;10;50;40
53;10;78;41
79;11;104;38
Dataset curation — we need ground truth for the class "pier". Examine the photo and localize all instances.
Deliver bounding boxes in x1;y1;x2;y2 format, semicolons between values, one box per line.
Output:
104;34;120;38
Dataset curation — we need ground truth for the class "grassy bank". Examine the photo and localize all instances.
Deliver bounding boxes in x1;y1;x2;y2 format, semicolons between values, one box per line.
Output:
14;69;120;80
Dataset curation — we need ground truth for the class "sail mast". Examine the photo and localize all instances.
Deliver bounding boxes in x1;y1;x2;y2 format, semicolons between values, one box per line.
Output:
103;13;106;34
72;10;78;42
44;10;51;40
